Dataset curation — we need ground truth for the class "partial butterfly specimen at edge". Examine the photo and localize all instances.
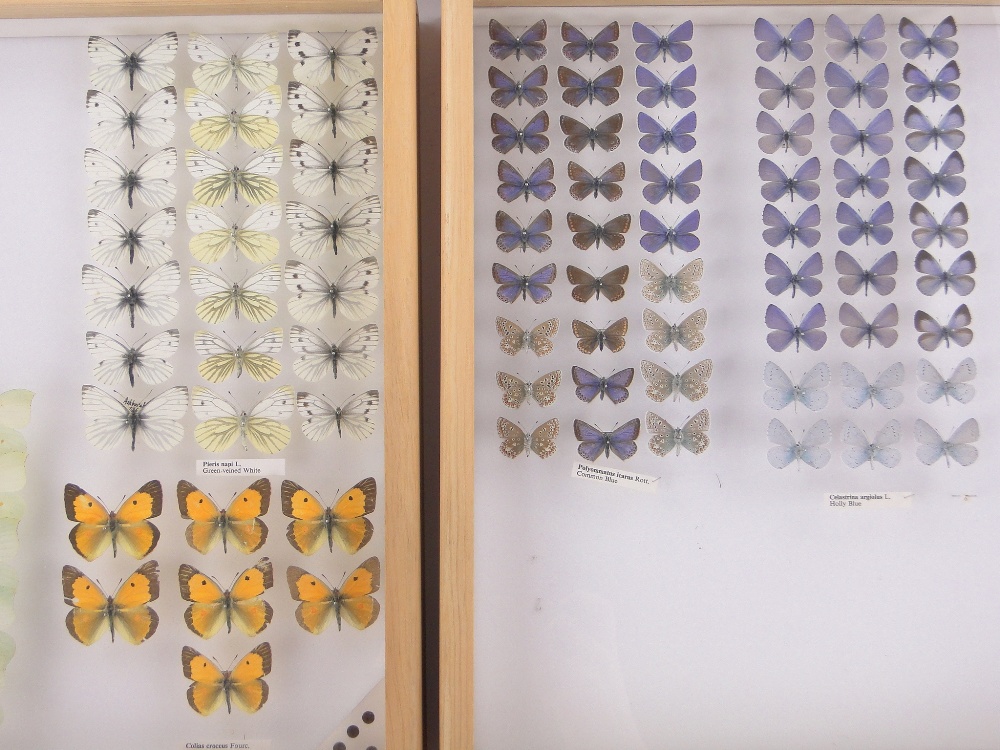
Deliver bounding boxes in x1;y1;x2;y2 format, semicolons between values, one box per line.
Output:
87;87;177;150
642;360;712;403
284;257;381;323
574;418;641;461
182;642;271;715
762;361;830;411
289;138;378;198
497;417;559;458
765;304;826;352
489;19;547;61
839;302;898;348
177;479;270;554
186;146;282;206
904;105;964;151
191;386;294;454
286;558;381;633
762;204;820;248
289;324;379;381
829;109;893;156
572;366;633;404
497;158;556;202
568;161;625;201
194;328;283;383
567;212;630;251
186;86;281;150
759;157;820;202
496;370;561;408
296;390;381;441
632;21;693;63
643;308;707;352
64;480;162;561
842;419;902;469
640;257;702;303
178;558;273;638
824;62;888;107
189;264;280;324
188;33;278;94
899;16;958;60
638;111;697;155
85;148;177;210
917;358;975;404
63;561;159;645
767;419;831;469
647;409;709;457
491;111;549;154
754;17;814;61
561;21;619;62
557;65;624;106
910;202;968;249
755;66;815;110
915;305;973;350
560;113;622;152
903;60;960;103
282;478;376;555
497;210;552;252
640;209;700;253
496;317;559;357
640;159;702;205
841;361;904;409
915;250;975;296
288;28;379;86
566;264;628;302
286;195;382;259
88;32;177;91
88;206;176;266
836;201;893;246
833;158;889;198
493;262;557;303
757;112;813;155
288;78;378;142
904;152;965;200
915;419;979;467
826;14;886;61
635;64;696;108
87;329;179;387
765;252;822;298
81;385;188;452
186;201;281;263
82;262;180;329
488;65;548;108
835;250;897;295
573;317;628;354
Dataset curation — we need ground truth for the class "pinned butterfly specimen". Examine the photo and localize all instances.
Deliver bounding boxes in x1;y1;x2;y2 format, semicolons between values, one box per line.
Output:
88;32;177;91
567;212;629;251
287;558;381;633
185;85;281;150
186;146;282;206
491;111;549;154
562;21;619;62
573;317;628;354
560;113;623;152
826;14;886;61
914;305;973;350
640;159;702;204
835;250;897;295
497;370;561;408
288;78;378;141
497;210;552;253
762;361;830;411
903;152;965;200
178;558;273;638
188;33;278;93
566;265;629;302
643;307;707;352
916;357;975;404
177;479;270;555
85;148;177;209
836;201;893;245
755;66;815;110
767;418;832;470
904;105;964;151
489;19;547;61
756;112;813;155
288;27;379;85
765;303;826;352
632;21;693;63
829;109;893;156
762;204;821;249
496;317;559;357
824;63;888;108
63;561;159;645
194;328;283;383
187;201;281;263
572;367;632;404
493;262;557;304
639;209;700;254
558;65;623;106
638;111;696;154
636;64;696;108
289;324;379;381
910;202;968;249
914;249;975;296
568;161;625;201
87;87;176;149
839;302;898;348
642;359;712;403
189;264;280;324
287;196;382;259
290;138;378;197
914;419;979;467
497;417;559;458
842;420;902;469
754;17;813;61
81;385;188;452
282;478;376;555
497;158;556;202
87;329;179;387
488;65;548;108
759;157;820;202
640;257;702;303
841;362;904;409
764;252;822;298
82;261;180;329
575;418;641;461
182;642;271;715
297;390;380;441
833;157;889;198
87;207;176;267
647;410;709;457
899;16;958;59
284;258;381;322
903;60;960;102
191;386;295;454
64;480;162;561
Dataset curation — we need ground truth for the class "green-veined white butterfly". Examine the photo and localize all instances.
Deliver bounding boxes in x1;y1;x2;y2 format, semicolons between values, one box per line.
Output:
286;196;381;259
284;258;380;323
87;87;177;149
296;390;380;441
188;33;279;94
192;386;294;454
189;264;280;324
86;329;180;387
81;385;188;452
186;146;282;206
194;328;283;383
88;32;177;92
288;79;378;141
82;261;180;328
85;148;177;210
88;207;176;266
186;201;281;263
289;324;379;381
185;85;281;151
287;28;378;86
289;138;378;197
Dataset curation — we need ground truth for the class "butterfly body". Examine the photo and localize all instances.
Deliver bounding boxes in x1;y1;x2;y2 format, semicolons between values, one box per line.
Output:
183;642;271;715
63;561;159;644
179;558;273;638
177;479;270;555
287;558;381;633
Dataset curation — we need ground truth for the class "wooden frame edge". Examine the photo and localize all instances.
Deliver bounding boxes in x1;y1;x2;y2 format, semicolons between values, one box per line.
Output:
0;0;381;19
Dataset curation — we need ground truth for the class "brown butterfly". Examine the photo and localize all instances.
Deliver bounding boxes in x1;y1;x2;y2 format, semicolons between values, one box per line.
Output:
568;161;625;201
567;213;631;250
572;317;628;354
566;265;629;302
560;113;623;152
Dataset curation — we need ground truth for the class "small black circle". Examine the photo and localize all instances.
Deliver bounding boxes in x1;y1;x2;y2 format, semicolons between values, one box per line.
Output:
333;743;346;750
362;711;376;724
347;725;360;738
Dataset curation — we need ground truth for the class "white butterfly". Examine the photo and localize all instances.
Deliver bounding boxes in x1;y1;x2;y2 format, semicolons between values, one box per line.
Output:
767;418;832;469
189;264;280;324
192;385;294;454
762;361;830;411
297;390;380;441
497;417;559;458
186;146;282;206
289;324;380;381
188;33;279;94
286;196;382;259
194;328;283;383
842;420;901;468
496;371;561;408
647;409;710;456
643;307;707;352
185;86;281;151
85;148;177;210
88;207;176;266
914;418;979;467
86;329;179;387
288;79;379;141
186;201;281;263
287;28;379;86
496;317;559;357
88;32;177;92
290;138;378;197
81;385;188;451
284;258;380;323
916;357;975;404
82;261;180;328
87;87;176;149
841;362;903;409
639;258;703;303
641;359;712;402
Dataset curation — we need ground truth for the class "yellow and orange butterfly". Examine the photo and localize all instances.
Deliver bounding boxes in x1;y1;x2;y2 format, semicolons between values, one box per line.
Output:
286;557;380;633
64;480;162;560
62;560;159;645
281;477;376;555
182;642;271;715
177;479;270;554
178;558;273;638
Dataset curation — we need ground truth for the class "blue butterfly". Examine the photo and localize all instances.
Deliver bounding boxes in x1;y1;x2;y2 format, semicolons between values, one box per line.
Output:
840;303;898;348
495;210;552;253
756;66;815;110
764;251;823;297
904;104;964;151
904;60;960;102
497;158;555;203
639;209;700;254
640;159;702;205
825;14;886;62
756;112;813;155
833;157;889;198
636;64;696;108
637;111;696;154
836;201;893;246
836;251;897;296
754;17;814;61
903;152;965;200
915;250;975;296
490;111;549;154
632;21;693;63
765;303;827;352
824;62;888;107
909;202;968;249
561;21;619;62
829;108;893;156
492;263;557;304
488;65;548;108
758;157;820;202
761;204;820;248
489;19;547;61
571;366;633;403
899;16;958;60
574;418;641;461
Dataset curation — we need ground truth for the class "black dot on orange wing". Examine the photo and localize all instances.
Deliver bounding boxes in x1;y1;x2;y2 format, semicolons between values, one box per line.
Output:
131;499;138;505
244;574;251;581
347;726;359;738
333;744;346;750
199;580;207;587
87;501;93;507
362;711;375;724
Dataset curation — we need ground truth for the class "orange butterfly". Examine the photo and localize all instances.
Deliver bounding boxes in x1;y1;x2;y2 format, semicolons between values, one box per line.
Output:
62;560;159;644
177;479;270;554
281;477;375;555
178;558;273;638
286;557;380;633
64;480;162;560
182;642;271;715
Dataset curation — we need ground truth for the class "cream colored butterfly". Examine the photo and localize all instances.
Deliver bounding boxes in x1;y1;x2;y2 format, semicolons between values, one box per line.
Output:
87;87;176;150
186;202;281;263
192;386;294;454
88;207;176;266
195;329;283;383
289;324;379;381
185;86;281;151
288;79;378;141
286;196;382;259
640;258;703;303
85;148;177;210
188;33;279;94
296;390;380;441
287;28;379;86
187;146;282;206
189;265;280;324
290;138;378;197
284;258;380;323
88;32;177;92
